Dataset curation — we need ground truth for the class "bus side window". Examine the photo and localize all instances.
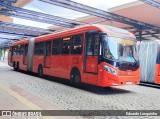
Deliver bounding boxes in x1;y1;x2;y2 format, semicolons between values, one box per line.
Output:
20;45;24;55
40;42;44;56
71;34;83;54
94;35;99;55
34;43;39;56
34;42;44;56
86;34;99;56
62;38;70;55
10;47;13;56
52;39;61;55
13;46;17;55
24;44;28;56
46;41;51;56
17;45;20;55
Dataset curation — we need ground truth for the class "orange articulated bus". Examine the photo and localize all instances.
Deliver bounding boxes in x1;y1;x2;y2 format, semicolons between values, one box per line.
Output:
8;24;140;87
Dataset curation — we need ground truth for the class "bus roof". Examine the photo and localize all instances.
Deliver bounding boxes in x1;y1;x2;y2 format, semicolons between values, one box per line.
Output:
11;38;29;46
10;24;136;45
35;24;136;41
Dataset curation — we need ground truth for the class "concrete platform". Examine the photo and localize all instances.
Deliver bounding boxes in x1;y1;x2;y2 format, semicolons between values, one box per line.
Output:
0;61;76;119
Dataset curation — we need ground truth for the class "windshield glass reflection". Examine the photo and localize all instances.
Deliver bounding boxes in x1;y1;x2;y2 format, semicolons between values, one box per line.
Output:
102;35;138;63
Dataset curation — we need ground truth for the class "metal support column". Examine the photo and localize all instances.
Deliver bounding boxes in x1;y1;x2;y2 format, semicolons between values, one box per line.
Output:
138;29;143;41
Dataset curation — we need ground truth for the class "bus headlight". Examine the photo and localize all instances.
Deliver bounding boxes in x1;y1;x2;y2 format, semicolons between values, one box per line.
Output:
104;65;117;75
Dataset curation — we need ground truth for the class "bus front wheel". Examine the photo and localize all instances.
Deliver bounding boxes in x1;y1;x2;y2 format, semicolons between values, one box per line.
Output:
70;69;81;87
38;65;43;78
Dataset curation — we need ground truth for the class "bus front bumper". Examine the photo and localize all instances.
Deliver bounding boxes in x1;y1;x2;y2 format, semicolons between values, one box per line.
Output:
98;74;140;87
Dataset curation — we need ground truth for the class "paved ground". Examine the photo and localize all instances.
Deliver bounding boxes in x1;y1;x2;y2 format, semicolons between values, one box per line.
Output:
0;61;160;119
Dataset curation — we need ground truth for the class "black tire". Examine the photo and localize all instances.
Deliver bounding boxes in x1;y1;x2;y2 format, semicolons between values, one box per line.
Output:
13;62;17;71
17;62;19;71
38;65;43;78
70;69;81;87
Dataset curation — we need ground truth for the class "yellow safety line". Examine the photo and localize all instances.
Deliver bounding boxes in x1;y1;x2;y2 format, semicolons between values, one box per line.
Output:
0;82;54;119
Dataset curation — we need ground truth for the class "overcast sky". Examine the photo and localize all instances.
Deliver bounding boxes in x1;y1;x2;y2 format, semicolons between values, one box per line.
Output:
13;0;137;29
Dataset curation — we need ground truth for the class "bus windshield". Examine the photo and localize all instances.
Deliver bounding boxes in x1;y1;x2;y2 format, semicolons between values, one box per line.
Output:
102;35;138;63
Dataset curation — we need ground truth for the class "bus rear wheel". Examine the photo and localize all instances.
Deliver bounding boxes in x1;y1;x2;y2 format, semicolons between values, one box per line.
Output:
17;62;19;71
70;69;81;87
13;62;17;71
38;65;43;78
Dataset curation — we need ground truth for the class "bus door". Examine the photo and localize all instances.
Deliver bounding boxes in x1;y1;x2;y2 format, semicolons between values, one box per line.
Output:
44;41;51;68
84;31;100;74
23;44;28;65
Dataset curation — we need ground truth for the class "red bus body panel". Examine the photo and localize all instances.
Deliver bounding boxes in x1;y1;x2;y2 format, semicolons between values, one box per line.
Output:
154;64;160;84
